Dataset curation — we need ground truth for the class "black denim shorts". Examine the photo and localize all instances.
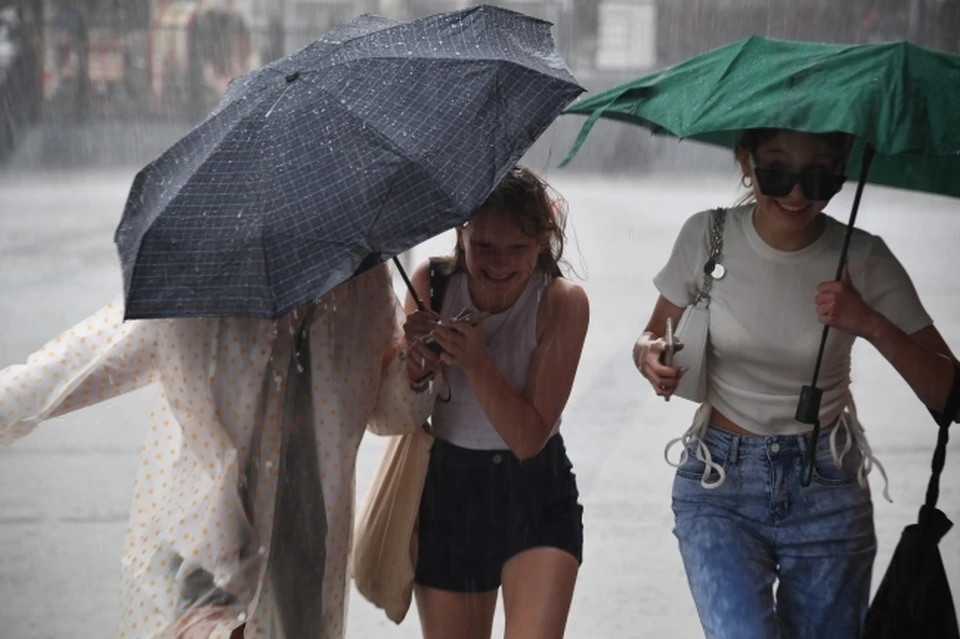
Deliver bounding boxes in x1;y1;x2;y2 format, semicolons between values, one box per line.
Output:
414;433;584;593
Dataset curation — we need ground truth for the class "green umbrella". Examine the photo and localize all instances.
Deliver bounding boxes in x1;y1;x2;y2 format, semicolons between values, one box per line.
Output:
558;35;960;486
560;36;960;198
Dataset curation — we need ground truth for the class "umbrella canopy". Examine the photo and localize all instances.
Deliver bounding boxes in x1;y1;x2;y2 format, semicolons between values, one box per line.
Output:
558;35;960;485
115;5;583;320
559;36;960;198
864;368;960;638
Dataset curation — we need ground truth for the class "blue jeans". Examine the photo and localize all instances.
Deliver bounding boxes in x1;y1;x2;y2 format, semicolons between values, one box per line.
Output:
672;425;876;639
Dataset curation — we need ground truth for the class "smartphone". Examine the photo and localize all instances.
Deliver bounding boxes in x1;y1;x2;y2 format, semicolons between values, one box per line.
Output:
662;317;676;367
421;311;490;354
454;310;490;326
422;335;444;354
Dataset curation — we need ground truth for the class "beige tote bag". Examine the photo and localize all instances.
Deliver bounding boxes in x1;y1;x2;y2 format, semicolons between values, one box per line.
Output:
352;426;434;623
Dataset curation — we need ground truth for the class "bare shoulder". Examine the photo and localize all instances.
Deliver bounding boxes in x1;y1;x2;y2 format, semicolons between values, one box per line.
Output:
539;277;589;337
410;259;432;288
544;277;589;310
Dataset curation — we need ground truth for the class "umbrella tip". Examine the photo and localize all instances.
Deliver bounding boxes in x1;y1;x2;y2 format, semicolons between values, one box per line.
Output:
285;71;301;83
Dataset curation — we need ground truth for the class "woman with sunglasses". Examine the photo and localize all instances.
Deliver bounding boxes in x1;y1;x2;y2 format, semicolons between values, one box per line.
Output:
632;128;958;638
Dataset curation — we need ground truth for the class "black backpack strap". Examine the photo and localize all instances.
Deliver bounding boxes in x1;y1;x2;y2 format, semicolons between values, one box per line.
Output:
924;363;960;510
428;258;449;314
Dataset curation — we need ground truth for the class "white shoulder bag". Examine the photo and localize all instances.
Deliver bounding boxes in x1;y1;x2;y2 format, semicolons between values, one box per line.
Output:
673;208;726;404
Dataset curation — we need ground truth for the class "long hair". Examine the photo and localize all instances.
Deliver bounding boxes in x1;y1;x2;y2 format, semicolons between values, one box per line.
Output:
437;165;569;278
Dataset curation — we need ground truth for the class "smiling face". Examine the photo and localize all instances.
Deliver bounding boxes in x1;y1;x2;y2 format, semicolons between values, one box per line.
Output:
736;129;848;245
459;207;543;310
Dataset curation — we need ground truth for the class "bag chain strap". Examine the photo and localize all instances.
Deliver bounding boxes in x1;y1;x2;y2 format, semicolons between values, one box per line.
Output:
693;208;726;308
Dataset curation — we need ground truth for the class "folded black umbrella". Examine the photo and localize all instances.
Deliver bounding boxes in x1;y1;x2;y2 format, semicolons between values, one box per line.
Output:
864;366;960;638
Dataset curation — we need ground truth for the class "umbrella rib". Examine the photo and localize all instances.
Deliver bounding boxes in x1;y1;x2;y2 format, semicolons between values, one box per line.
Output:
302;85;462;207
257;133;277;317
265;82;297;118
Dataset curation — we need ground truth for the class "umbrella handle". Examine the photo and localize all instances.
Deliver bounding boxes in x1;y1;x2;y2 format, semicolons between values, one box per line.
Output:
925;364;960;509
392;256;426;312
796;146;876;488
800;145;876;398
797;146;875;488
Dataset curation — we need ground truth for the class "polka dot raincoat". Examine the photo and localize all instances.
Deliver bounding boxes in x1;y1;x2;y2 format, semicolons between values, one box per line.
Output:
0;264;437;638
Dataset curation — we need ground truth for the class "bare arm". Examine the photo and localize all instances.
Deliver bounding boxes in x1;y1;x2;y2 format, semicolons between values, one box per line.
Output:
864;319;959;421
818;266;959;421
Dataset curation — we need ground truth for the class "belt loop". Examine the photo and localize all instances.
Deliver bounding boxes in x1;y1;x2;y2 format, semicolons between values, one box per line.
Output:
729;435;740;463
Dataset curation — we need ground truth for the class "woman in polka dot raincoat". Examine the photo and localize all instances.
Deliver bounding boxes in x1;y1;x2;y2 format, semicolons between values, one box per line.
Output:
0;263;439;639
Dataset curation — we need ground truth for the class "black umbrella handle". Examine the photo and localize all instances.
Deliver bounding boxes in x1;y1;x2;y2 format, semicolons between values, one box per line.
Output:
800;419;821;487
798;146;875;487
925;364;960;509
392;255;426;312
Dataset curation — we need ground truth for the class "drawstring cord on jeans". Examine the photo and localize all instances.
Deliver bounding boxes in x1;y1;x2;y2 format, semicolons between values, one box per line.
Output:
664;404;726;490
837;394;892;503
664;396;892;502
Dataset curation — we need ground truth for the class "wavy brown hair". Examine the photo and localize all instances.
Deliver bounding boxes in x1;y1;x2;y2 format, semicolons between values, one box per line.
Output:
437;165;568;278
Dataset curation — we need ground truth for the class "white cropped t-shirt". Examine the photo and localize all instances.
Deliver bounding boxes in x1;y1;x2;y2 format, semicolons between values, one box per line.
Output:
654;204;932;436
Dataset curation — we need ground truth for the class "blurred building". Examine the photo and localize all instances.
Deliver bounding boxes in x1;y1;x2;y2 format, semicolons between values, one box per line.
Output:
2;0;957;168
654;0;960;67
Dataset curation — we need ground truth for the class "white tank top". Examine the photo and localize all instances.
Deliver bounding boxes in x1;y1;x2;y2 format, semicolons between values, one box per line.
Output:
430;270;561;449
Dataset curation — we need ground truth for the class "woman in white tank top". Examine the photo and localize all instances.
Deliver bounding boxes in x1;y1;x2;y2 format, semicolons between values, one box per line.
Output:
402;166;590;639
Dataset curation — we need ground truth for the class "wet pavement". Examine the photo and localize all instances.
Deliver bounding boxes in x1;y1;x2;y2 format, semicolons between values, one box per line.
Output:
0;168;957;638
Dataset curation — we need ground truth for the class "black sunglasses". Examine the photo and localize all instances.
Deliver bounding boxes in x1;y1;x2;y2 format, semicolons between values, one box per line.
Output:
750;156;847;201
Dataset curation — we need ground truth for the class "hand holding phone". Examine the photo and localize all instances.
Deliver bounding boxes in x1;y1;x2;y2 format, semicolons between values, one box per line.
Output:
423;334;444;354
660;317;686;366
453;310;490;327
659;318;680;402
662;317;676;367
422;310;489;354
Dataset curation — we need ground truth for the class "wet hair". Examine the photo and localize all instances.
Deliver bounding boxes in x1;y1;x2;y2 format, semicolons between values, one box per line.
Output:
439;165;568;278
737;128;853;157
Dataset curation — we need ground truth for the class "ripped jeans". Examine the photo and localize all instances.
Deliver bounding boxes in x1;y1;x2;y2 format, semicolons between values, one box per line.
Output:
668;420;879;639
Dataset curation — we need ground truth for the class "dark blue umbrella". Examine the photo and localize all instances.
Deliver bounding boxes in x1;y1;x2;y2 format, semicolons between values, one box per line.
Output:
115;5;582;319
